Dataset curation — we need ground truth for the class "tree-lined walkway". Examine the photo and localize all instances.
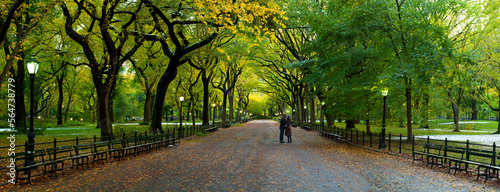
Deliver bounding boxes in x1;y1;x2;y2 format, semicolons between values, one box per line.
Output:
5;120;498;191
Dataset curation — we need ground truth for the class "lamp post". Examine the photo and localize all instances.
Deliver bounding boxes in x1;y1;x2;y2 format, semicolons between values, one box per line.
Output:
26;58;39;166
212;103;216;125
179;95;184;138
380;89;388;149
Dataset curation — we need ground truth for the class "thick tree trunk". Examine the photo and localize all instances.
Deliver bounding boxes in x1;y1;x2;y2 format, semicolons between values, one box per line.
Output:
221;93;228;124
229;89;234;122
202;71;210;125
405;79;412;139
346;119;355;129
56;75;64;125
151;62;179;133
310;92;315;124
143;87;152;123
471;95;478;120
325;113;334;127
299;95;305;122
13;58;26;132
97;87;113;140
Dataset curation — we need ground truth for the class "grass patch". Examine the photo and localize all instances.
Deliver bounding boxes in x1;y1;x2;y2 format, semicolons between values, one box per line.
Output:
333;120;499;136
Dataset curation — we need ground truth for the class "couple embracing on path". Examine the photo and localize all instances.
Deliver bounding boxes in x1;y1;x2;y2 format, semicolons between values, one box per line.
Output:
279;114;292;143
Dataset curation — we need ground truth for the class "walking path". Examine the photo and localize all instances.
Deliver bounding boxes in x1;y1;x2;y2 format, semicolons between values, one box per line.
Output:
5;120;499;191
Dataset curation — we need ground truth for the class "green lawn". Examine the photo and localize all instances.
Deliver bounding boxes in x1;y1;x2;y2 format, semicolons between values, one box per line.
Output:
335;119;499;136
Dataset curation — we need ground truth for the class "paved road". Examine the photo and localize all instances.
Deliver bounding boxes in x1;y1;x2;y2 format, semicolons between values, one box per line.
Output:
7;120;499;191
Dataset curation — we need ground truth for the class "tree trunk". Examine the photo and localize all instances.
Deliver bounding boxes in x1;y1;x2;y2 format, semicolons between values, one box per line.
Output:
13;57;26;132
346;119;355;129
97;87;113;140
201;70;210;125
64;92;72;122
325;113;334;127
222;93;228;124
56;75;64;125
151;60;179;133
405;78;412;139
310;92;315;124
299;95;305;122
471;94;478;120
144;87;152;123
229;89;234;122
452;104;460;132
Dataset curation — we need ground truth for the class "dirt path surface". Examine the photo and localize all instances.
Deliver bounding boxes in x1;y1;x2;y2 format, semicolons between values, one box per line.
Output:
5;120;499;191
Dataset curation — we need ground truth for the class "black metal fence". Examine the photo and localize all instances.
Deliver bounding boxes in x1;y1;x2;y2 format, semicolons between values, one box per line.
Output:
299;122;500;160
0;122;223;185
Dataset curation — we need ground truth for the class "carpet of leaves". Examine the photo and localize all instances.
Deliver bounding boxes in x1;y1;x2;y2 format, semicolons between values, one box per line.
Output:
3;120;499;191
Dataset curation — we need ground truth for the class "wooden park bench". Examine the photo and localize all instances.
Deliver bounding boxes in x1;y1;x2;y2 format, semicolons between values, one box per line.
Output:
108;138;125;160
72;143;94;169
44;146;73;177
458;149;499;182
442;145;467;174
92;142;109;164
412;142;444;168
14;149;46;184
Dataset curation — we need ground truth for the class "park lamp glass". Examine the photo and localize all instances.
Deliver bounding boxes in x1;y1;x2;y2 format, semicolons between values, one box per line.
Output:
304;106;307;109
212;103;216;107
179;95;185;102
27;58;39;74
381;89;389;96
322;102;325;106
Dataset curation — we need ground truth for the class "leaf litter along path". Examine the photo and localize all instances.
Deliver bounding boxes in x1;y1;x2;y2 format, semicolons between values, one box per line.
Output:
6;120;499;192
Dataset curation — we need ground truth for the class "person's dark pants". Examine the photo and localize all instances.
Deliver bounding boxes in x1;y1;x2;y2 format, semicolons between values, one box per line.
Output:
279;128;284;142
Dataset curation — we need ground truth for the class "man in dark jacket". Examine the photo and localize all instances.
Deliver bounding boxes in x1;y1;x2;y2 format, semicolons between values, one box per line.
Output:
279;114;287;143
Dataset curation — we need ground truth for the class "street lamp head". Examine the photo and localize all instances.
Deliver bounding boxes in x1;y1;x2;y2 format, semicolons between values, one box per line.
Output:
322;102;325;106
304;106;307;109
27;58;39;75
179;95;184;102
212;103;216;107
382;89;388;96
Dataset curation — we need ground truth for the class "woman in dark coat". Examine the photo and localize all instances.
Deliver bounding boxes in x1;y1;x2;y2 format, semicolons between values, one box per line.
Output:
285;115;292;143
279;114;287;143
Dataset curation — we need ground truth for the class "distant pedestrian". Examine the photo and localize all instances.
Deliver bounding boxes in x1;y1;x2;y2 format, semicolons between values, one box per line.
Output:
279;114;287;143
285;115;292;143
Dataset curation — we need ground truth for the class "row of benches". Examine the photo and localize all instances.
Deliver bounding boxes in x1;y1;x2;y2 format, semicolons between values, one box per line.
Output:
412;136;500;182
13;133;178;184
319;129;348;142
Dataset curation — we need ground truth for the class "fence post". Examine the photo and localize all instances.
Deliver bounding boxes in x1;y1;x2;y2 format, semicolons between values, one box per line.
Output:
466;140;470;161
54;138;57;160
399;134;402;154
135;131;138;146
444;138;448;158
356;130;358;144
76;136;79;146
94;135;97;143
369;132;372;148
362;131;365;146
350;128;353;142
493;142;496;166
412;135;414;155
378;132;381;150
